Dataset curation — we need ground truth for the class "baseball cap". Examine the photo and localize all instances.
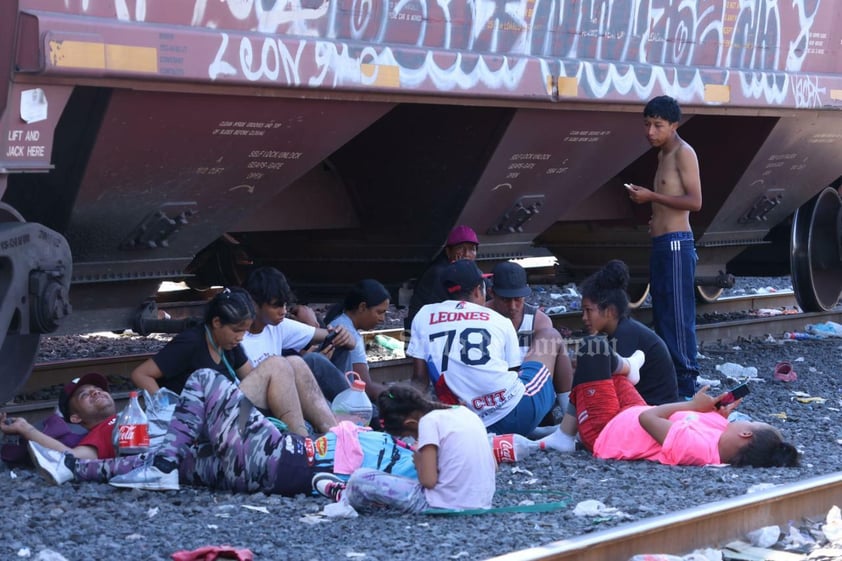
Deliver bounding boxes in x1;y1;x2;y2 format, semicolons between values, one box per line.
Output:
442;259;484;295
491;261;531;298
446;225;479;247
58;372;109;422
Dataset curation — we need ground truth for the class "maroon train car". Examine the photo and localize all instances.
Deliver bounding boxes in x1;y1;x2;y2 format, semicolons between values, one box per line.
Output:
1;1;841;399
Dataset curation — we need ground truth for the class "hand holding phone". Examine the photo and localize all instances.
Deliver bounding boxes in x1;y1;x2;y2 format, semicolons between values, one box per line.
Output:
318;330;339;352
715;382;750;408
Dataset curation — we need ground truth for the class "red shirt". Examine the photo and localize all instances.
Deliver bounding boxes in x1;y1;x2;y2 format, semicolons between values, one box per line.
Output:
78;415;117;459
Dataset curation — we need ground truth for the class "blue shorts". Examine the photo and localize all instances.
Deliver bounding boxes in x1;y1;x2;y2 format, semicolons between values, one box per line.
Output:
487;361;554;435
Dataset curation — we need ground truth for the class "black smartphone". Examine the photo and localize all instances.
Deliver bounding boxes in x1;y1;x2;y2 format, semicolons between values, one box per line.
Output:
716;382;750;408
318;331;338;352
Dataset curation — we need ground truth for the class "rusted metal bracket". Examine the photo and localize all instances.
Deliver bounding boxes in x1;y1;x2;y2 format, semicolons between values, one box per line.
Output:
489;195;545;234
739;189;784;224
119;202;198;250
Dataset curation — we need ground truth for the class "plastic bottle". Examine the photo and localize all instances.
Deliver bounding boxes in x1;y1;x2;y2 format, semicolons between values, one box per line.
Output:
784;331;819;341
488;433;540;464
116;391;150;455
331;372;373;427
714;362;758;379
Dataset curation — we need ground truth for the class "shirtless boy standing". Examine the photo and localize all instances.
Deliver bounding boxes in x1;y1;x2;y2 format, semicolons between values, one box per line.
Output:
626;95;702;398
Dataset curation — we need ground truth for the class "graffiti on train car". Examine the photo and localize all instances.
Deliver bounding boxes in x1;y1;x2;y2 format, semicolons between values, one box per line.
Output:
41;1;834;108
200;0;826;107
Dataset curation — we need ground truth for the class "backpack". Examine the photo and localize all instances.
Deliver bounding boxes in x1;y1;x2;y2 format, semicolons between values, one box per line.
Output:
1;412;86;466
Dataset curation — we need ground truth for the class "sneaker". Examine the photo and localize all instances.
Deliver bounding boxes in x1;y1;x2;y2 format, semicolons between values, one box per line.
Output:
109;464;179;491
27;441;74;485
312;472;346;502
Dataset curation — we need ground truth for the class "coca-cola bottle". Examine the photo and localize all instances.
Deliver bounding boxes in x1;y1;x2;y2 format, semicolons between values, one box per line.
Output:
117;391;150;455
487;433;541;464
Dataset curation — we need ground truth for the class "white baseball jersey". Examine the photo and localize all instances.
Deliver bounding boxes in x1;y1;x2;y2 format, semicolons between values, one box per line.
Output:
407;299;523;426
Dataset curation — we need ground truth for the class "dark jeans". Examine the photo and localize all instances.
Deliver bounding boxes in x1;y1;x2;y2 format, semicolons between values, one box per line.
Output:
302;352;350;401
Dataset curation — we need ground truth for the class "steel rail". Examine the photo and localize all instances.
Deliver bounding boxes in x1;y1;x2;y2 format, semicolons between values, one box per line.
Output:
549;291;800;333
27;292;834;397
489;472;842;561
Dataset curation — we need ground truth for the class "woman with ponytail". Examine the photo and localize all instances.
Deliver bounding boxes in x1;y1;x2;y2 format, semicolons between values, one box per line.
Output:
579;260;679;404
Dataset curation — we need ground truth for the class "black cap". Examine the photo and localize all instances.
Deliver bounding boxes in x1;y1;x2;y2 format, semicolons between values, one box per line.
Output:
491;262;531;298
58;373;109;422
442;259;484;295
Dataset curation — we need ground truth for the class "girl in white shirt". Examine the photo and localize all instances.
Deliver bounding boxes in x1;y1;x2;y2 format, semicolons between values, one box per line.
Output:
313;384;496;512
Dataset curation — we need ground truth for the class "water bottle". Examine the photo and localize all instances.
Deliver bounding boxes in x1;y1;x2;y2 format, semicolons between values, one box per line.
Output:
331;372;373;427
116;391;150;455
488;433;540;464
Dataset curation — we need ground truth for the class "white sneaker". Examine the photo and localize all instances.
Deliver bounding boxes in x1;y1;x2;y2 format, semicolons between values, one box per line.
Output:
27;441;74;485
109;464;179;491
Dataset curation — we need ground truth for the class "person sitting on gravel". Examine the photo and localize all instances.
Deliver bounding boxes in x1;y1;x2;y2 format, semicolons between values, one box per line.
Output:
542;335;800;467
405;225;481;331
0;373;117;460
579;259;679;405
486;261;574;423
241;266;354;402
131;287;337;437
408;259;587;437
22;368;417;494
323;279;391;403
312;384;496;513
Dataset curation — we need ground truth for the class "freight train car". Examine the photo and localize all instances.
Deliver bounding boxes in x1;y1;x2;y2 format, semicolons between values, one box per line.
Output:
2;0;842;400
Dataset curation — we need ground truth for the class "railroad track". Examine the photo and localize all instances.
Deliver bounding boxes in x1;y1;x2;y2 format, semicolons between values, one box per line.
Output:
491;472;842;561
24;291;839;399
549;290;817;343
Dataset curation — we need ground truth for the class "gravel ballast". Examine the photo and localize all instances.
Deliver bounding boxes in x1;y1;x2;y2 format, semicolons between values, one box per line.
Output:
4;277;842;560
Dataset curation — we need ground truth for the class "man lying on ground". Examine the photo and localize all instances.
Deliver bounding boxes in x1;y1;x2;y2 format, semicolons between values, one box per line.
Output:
4;369;416;495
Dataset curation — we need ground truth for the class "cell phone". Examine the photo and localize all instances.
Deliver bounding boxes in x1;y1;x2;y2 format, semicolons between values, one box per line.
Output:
624;183;633;189
716;382;750;408
318;331;338;352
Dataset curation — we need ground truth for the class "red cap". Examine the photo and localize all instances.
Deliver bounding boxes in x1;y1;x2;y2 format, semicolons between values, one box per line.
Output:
446;225;479;247
58;372;109;421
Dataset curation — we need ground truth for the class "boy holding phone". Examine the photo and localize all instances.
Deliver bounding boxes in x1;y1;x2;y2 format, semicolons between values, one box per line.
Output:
625;96;703;399
241;267;355;401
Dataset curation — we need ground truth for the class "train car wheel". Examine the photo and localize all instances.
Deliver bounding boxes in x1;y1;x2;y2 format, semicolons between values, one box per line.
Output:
790;187;842;312
627;283;650;309
696;285;724;303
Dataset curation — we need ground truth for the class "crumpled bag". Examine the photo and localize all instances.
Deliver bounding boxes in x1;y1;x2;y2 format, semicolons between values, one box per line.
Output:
822;505;842;544
321;494;359;519
170;545;253;561
806;321;842;337
746;525;780;548
572;499;628;518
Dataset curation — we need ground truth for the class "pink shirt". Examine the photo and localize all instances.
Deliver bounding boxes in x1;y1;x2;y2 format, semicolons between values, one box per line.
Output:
593;408;727;466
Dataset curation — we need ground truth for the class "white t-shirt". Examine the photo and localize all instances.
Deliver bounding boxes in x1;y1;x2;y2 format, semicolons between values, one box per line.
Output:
417;406;496;510
240;319;316;366
407;300;523;426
